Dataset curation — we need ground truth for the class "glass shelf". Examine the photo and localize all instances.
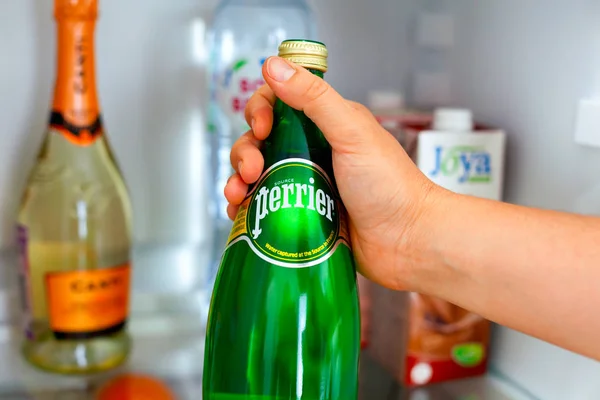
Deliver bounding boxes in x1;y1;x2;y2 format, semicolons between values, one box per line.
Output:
0;248;537;399
0;314;537;400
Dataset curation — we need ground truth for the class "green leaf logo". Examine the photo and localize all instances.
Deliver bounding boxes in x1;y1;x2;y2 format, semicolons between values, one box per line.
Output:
232;59;248;72
451;343;485;368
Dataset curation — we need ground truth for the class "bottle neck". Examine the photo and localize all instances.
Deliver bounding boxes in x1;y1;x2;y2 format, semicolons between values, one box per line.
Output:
50;17;103;146
264;68;330;165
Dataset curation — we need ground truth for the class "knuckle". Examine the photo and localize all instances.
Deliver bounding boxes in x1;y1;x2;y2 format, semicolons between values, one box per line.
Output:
304;77;331;105
351;103;381;126
349;101;369;114
245;85;270;117
232;132;251;151
230;141;245;166
240;130;254;142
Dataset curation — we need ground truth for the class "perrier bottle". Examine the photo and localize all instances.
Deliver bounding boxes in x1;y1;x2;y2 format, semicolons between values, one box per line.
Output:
203;40;360;400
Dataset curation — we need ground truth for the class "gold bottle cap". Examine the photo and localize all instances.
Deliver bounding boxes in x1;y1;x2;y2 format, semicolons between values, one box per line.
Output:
278;40;328;72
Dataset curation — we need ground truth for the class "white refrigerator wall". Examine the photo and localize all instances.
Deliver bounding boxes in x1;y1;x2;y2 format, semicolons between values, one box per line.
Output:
0;0;218;251
420;1;600;400
0;0;411;298
0;0;411;251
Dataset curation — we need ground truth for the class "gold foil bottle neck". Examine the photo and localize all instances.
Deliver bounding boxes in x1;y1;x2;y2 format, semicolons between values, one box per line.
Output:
54;0;98;20
278;40;328;72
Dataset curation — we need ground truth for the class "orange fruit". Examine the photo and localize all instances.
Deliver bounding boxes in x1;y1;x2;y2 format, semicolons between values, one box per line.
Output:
96;373;177;400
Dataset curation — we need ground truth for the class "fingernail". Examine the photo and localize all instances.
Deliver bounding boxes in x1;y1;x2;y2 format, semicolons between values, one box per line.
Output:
238;161;243;176
267;57;296;82
251;118;256;133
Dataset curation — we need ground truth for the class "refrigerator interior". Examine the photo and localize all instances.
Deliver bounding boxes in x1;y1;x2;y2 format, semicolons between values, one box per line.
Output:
0;0;598;398
412;2;600;400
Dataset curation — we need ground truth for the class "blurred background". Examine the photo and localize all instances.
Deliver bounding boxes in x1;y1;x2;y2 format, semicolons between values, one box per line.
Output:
0;0;599;399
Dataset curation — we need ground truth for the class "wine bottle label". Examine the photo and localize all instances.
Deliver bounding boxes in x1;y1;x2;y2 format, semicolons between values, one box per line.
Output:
50;18;102;146
227;158;350;268
45;264;131;339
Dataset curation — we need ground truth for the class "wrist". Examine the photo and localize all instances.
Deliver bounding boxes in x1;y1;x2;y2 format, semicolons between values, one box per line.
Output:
397;181;456;294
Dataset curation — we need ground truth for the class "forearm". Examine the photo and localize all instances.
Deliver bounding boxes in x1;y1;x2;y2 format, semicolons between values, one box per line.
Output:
415;190;600;360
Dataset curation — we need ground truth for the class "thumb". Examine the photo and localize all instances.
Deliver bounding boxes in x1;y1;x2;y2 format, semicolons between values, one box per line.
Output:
262;56;379;153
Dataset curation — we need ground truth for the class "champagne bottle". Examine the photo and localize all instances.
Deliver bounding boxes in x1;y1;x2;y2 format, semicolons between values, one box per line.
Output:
16;0;133;374
203;40;360;400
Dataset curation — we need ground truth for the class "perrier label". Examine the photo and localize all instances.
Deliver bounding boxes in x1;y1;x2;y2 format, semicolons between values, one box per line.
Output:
203;40;360;400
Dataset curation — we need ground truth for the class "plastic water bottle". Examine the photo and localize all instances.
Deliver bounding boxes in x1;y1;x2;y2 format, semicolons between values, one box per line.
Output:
206;0;318;267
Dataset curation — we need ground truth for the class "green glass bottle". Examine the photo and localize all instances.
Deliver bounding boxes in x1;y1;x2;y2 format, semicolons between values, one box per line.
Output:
203;40;360;400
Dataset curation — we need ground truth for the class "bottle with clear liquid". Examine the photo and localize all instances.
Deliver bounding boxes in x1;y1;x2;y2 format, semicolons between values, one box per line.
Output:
16;0;133;374
206;0;318;255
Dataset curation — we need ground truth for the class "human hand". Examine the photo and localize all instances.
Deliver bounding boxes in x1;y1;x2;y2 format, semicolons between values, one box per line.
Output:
224;56;442;291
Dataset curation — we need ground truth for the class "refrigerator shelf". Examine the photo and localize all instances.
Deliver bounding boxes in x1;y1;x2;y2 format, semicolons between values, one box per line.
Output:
0;315;535;400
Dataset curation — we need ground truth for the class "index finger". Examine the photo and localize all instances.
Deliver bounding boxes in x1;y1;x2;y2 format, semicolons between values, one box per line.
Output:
244;84;276;141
